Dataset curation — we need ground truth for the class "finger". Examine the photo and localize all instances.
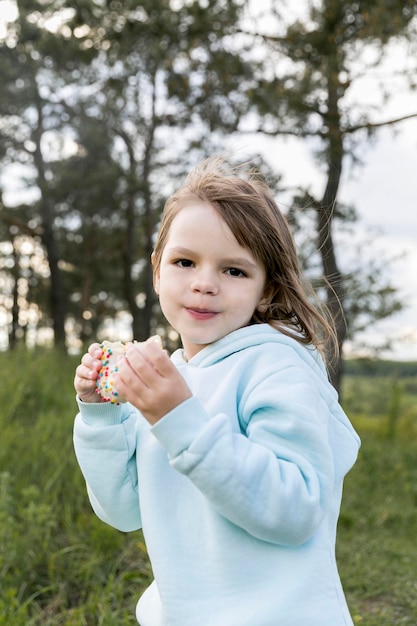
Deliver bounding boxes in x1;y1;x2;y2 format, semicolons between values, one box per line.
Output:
129;340;172;376
88;342;102;357
118;348;151;389
123;344;163;387
79;362;101;381
142;342;173;376
81;352;102;372
75;374;97;393
74;369;98;398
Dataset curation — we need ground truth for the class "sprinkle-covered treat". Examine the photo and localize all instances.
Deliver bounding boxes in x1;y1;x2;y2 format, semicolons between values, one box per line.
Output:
96;341;127;403
95;336;163;403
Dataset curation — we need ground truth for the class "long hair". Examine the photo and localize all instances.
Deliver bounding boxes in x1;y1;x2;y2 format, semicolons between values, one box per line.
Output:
152;157;337;359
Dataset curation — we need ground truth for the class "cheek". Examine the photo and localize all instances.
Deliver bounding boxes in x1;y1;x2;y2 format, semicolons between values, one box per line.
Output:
155;272;175;304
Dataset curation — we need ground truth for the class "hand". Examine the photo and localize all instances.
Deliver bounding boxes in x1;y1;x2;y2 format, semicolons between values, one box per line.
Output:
74;343;105;403
115;338;192;424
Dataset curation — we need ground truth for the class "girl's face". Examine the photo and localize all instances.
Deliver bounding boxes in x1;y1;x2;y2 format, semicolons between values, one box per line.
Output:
154;200;267;360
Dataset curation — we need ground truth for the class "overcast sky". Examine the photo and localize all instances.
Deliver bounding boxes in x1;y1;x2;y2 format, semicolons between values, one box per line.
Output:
230;111;417;361
341;118;417;361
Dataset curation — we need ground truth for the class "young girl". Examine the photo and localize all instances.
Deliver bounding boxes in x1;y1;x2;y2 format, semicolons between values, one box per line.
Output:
73;157;360;626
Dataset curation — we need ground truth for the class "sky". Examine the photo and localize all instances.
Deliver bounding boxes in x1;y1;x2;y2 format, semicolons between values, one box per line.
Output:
229;111;417;362
341;119;417;361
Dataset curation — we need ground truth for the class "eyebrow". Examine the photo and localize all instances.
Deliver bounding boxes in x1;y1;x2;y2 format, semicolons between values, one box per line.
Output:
166;246;259;270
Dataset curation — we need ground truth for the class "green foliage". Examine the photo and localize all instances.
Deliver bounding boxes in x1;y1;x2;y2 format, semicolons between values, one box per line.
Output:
1;350;416;624
338;432;417;625
340;369;417;624
0;350;151;625
345;358;417;378
343;369;417;440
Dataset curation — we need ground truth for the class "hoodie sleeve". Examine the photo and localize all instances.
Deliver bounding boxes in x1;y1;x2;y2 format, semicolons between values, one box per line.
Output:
151;360;356;546
73;399;142;532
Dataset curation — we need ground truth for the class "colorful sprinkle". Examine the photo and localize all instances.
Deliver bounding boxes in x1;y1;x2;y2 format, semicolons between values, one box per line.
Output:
95;341;127;404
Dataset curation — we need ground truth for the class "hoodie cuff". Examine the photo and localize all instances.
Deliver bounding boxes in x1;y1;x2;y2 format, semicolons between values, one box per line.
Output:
76;395;129;426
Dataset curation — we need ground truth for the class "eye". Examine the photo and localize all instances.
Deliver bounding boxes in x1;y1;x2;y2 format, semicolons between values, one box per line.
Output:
175;259;194;268
226;267;247;277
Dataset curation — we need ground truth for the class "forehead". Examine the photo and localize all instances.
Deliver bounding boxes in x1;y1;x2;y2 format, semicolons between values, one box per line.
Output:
166;200;236;244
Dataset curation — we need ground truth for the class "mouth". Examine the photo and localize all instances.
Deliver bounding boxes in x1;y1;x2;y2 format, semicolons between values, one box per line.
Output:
186;307;219;320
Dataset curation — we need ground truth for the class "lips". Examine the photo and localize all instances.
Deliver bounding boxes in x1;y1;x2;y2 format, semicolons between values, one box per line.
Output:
186;307;219;320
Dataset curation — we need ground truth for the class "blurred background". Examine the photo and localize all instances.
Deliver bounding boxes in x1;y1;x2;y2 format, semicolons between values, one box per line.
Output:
0;2;416;624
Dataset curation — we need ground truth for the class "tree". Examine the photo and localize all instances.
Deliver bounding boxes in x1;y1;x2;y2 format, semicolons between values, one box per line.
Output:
59;0;256;341
241;0;417;390
0;200;50;348
0;0;256;347
0;0;98;347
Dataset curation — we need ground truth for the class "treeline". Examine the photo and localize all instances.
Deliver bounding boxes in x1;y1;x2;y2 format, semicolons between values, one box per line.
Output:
0;1;416;389
345;359;417;378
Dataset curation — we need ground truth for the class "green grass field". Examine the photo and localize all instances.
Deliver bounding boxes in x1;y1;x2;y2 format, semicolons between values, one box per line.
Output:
0;350;416;625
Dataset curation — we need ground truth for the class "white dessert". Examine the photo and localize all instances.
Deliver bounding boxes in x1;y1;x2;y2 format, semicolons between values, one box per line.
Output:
96;340;127;403
95;336;163;403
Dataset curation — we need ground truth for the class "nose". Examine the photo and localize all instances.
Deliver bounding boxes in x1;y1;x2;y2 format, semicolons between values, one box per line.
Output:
190;268;219;295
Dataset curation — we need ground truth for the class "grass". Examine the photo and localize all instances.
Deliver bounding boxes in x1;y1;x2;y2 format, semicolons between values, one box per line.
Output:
338;431;417;625
339;370;417;625
0;349;416;624
0;349;151;625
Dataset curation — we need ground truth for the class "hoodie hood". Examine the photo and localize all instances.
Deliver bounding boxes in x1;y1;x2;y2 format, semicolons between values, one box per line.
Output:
172;323;326;371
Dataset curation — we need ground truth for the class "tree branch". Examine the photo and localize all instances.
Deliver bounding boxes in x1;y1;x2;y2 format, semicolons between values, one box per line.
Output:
0;207;43;237
343;112;417;133
240;125;326;139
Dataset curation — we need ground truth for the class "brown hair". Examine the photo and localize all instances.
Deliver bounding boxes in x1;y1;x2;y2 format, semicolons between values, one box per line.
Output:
152;157;336;358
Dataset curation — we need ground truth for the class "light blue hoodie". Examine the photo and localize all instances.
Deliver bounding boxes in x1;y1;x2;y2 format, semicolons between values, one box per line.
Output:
73;324;360;626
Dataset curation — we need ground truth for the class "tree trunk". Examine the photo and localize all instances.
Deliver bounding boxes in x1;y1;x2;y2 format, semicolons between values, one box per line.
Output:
33;96;67;348
9;233;19;349
80;256;93;344
118;70;158;342
141;98;158;342
117;129;147;341
316;51;346;393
